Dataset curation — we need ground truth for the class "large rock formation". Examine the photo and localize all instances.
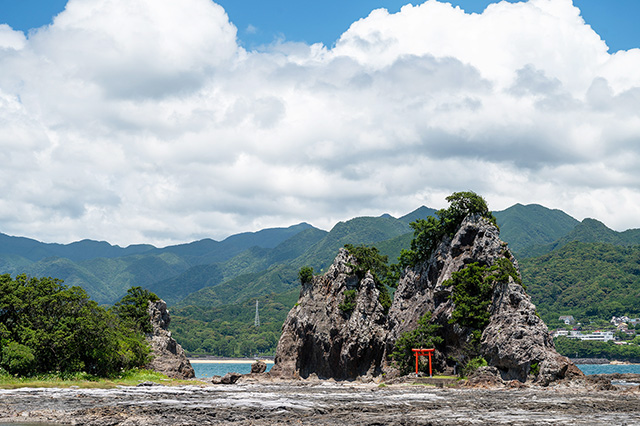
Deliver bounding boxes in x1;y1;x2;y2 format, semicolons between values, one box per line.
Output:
269;249;388;379
271;215;582;384
145;300;195;379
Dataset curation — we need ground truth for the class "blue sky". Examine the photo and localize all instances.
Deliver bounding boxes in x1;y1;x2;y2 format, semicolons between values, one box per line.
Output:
1;0;640;246
1;0;638;51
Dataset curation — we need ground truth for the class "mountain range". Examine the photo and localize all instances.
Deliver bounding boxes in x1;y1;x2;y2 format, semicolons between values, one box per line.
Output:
1;203;640;356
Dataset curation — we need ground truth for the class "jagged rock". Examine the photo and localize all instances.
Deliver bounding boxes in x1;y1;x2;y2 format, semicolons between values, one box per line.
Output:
145;300;195;379
219;372;242;384
251;360;267;374
272;214;582;385
465;366;505;388
270;249;388;380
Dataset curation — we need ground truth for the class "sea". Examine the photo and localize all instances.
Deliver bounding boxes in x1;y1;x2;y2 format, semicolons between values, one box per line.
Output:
575;363;640;376
191;360;273;379
189;360;638;379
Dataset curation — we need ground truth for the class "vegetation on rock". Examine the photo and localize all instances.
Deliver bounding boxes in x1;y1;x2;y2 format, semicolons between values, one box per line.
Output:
112;286;159;334
390;312;443;375
338;289;358;314
392;191;497;276
298;266;314;285
343;244;392;313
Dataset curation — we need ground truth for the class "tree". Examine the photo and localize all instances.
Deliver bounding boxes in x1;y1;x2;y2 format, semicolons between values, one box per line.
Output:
0;274;151;377
298;266;314;285
343;244;392;313
112;286;159;334
391;312;443;375
395;191;497;268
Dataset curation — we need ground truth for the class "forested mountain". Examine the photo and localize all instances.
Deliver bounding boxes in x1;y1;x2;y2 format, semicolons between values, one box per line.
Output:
523;218;640;258
0;223;317;304
492;203;579;257
2;203;640;357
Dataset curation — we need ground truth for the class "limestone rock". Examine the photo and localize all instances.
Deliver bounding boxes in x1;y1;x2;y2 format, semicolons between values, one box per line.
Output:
270;248;388;380
251;360;267;374
272;214;582;385
481;278;580;383
145;300;195;379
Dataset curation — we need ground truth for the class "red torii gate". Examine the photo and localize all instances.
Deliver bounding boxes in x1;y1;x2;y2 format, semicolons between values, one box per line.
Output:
412;348;434;376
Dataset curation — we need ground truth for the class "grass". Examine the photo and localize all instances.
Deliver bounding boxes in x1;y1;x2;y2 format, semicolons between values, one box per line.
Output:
0;368;204;389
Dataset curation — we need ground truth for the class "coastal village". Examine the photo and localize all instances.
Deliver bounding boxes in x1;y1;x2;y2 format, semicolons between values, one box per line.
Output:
551;315;640;344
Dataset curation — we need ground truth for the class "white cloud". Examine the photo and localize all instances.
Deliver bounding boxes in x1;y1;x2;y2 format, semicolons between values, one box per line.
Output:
0;0;640;246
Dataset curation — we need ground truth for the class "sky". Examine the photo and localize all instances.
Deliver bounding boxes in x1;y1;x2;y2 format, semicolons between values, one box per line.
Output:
0;0;639;247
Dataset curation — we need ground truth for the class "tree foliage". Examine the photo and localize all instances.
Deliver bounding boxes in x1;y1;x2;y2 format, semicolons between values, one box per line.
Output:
391;191;497;276
390;312;443;375
112;286;159;334
170;290;297;357
554;336;640;362
444;259;521;350
343;244;392;313
0;274;151;377
298;266;314;285
445;263;495;348
521;242;640;323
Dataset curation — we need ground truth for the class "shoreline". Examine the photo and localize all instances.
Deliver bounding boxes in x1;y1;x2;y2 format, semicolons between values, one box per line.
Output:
188;357;274;364
1;381;639;425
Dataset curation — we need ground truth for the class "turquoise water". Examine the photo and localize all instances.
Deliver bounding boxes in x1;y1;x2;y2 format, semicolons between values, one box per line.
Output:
192;362;637;378
191;362;273;378
576;364;640;375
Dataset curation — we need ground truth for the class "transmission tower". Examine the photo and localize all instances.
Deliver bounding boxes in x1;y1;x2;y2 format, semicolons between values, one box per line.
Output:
254;300;260;328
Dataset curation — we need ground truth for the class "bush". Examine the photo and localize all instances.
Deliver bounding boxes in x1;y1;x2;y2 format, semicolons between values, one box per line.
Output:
390;312;443;375
1;342;36;376
462;356;487;377
339;289;358;314
343;244;392;313
298;266;314;285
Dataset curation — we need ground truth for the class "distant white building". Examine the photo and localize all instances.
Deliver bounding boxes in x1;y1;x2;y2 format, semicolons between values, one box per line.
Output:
552;329;615;342
559;315;575;325
577;331;615;342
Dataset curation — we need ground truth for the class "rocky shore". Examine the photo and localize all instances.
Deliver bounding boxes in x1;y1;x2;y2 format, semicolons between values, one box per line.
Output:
1;378;639;425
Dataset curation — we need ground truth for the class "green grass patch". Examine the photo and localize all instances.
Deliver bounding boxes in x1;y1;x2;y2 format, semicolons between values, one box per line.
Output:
0;368;203;389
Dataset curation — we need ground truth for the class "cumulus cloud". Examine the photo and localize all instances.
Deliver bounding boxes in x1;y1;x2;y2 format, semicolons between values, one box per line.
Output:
1;0;640;246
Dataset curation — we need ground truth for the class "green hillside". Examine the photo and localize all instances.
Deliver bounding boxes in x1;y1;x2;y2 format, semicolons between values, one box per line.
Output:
524;218;640;258
0;223;315;304
492;203;579;257
521;242;640;324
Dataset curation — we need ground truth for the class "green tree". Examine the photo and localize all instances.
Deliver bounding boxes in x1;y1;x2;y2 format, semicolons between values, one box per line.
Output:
298;266;314;285
343;244;392;313
391;312;443;375
445;263;495;348
0;274;151;377
392;191;497;271
112;286;159;334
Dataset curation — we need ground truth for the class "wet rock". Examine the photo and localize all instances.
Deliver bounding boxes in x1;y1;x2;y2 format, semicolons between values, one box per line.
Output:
251;360;267;374
145;300;195;379
220;372;243;384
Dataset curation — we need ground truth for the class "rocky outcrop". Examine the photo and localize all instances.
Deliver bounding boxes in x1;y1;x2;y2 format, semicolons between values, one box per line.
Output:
481;278;583;383
251;360;268;374
145;300;195;379
272;214;582;384
270;249;388;379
